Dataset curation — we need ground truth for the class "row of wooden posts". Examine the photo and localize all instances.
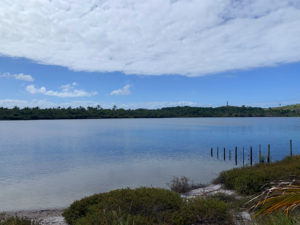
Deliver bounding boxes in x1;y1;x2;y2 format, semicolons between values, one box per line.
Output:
210;140;293;166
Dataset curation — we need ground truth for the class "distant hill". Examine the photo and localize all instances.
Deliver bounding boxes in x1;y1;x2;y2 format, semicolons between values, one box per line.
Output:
272;104;300;111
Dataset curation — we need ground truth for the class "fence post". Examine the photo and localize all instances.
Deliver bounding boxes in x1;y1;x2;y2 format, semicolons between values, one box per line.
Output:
224;148;226;161
211;148;213;157
235;146;237;165
217;147;219;159
243;147;245;167
290;139;293;157
267;144;270;163
250;146;253;166
229;149;231;160
259;144;261;163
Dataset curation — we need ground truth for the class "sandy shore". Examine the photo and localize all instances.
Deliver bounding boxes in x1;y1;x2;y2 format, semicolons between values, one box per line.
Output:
3;209;67;225
2;185;251;225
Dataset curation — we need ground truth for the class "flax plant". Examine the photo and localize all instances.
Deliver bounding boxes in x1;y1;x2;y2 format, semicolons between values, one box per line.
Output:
250;177;300;217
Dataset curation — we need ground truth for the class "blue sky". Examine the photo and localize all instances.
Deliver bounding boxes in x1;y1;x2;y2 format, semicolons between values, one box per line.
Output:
0;0;300;109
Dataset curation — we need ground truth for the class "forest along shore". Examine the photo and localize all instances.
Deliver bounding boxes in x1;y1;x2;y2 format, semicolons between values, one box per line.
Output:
1;105;300;120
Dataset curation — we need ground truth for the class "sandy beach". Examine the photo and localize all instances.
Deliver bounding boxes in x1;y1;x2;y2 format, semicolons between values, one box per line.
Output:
3;209;67;225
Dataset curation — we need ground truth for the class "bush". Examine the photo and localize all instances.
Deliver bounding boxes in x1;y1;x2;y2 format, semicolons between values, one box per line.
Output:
214;156;300;195
63;187;233;225
167;176;206;194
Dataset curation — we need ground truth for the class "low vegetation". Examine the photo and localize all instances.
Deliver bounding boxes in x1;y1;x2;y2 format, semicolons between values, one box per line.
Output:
214;156;300;195
0;216;38;225
167;176;206;194
63;187;233;225
62;156;300;225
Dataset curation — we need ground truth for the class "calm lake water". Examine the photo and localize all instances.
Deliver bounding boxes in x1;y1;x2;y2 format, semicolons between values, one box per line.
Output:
0;118;299;211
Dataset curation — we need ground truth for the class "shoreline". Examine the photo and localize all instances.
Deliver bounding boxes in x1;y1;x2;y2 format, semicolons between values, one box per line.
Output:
2;184;251;225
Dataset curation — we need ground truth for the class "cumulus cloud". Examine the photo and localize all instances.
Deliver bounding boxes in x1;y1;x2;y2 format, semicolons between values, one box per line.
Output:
26;83;97;98
0;1;300;76
110;84;131;96
0;72;34;82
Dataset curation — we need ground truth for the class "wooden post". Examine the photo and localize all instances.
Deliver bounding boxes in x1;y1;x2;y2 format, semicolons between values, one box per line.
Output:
229;149;231;160
224;148;226;161
211;148;213;157
217;147;219;159
267;144;270;163
290;140;293;157
259;144;262;163
250;146;253;166
243;147;245;167
235;146;237;165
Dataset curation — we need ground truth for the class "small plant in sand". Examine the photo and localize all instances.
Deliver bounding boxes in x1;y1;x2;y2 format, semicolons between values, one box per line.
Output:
0;216;40;225
168;176;206;194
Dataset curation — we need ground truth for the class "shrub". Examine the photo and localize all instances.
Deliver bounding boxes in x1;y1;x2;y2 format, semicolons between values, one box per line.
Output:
173;197;232;225
214;156;300;195
63;187;233;225
167;176;206;194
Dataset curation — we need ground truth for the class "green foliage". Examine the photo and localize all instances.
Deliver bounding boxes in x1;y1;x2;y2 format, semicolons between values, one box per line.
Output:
0;105;299;120
214;156;300;195
0;216;39;225
63;187;233;225
253;212;300;225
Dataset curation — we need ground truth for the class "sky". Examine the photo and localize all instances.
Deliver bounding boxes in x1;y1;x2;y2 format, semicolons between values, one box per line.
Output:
0;0;300;109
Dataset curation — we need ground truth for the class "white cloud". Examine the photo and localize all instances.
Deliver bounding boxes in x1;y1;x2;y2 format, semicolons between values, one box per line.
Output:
0;72;34;82
0;1;299;76
110;84;131;96
26;83;97;98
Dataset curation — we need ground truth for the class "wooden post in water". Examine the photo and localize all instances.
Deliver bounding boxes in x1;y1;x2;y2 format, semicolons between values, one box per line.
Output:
259;144;262;163
267;144;270;163
224;148;226;161
229;149;231;160
217;147;219;159
250;146;253;166
290;140;293;157
211;148;213;157
235;146;237;165
243;147;245;167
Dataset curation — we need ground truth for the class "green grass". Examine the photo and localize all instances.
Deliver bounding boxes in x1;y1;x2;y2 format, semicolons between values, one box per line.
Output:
0;216;38;225
272;104;300;111
63;187;233;225
253;212;300;225
214;156;300;195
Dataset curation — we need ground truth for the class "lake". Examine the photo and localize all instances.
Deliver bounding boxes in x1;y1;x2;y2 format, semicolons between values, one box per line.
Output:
0;118;299;211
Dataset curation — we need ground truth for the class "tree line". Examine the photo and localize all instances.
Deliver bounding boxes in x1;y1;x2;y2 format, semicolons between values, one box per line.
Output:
0;105;299;120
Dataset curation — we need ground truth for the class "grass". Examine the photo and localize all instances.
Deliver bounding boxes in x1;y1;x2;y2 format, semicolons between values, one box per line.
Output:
63;187;233;225
252;212;300;225
214;156;300;195
272;104;300;111
0;216;38;225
